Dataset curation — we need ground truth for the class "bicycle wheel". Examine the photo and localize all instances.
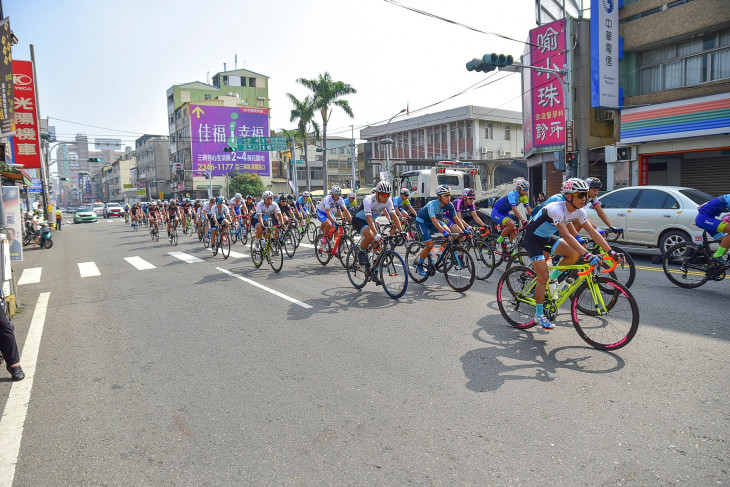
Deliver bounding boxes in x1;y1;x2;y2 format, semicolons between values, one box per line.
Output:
405;241;429;284
442;245;475;292
269;238;283;272
486;234;508;267
203;232;210;248
337;235;355;268
662;242;711;289
380;250;408;299
283;229;297;259
220;232;231;259
230;226;238;244
251;238;263;268
306;221;317;243
571;277;639;350
153;228;159;242
495;266;538;329
471;239;495;280
314;230;332;265
241;224;249;246
345;247;368;289
171;229;178;246
505;251;530;269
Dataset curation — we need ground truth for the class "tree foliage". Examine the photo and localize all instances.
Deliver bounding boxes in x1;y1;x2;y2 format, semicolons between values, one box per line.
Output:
228;172;264;198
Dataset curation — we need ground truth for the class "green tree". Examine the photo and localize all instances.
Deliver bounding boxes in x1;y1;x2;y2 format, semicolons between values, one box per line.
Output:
228;172;264;199
285;93;320;192
295;72;356;190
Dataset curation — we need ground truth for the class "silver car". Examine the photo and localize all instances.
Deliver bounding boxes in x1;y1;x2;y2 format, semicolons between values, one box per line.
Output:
588;185;715;253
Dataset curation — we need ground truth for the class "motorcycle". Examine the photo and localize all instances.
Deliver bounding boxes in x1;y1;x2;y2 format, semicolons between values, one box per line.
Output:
37;223;53;249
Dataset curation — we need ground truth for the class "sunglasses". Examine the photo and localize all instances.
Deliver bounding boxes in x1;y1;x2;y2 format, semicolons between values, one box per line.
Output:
575;192;588;199
441;194;452;198
465;197;475;200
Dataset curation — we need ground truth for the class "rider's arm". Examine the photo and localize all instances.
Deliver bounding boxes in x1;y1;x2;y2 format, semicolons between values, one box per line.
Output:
592;203;614;228
556;221;587;256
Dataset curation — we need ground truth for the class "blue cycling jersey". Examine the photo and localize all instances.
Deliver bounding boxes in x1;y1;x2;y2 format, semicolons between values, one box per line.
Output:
494;190;530;214
416;199;456;223
698;194;730;217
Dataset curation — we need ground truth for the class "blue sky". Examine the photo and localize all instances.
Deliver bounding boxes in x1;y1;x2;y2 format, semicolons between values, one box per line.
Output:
7;0;537;148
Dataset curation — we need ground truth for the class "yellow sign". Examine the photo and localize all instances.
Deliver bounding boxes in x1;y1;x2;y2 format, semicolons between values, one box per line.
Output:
159;192;164;200
192;106;205;118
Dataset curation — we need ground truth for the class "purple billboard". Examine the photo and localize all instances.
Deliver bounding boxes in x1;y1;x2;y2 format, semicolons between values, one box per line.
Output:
189;105;270;177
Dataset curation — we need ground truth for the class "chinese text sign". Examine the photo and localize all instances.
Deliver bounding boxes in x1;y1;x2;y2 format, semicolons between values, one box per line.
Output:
11;60;42;169
529;19;567;148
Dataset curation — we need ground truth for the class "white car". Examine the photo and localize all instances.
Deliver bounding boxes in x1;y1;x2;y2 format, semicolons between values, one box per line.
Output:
587;185;715;254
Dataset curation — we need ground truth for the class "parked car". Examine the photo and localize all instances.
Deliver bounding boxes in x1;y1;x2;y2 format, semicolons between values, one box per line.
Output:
92;202;105;217
586;185;715;254
103;202;124;218
74;206;98;224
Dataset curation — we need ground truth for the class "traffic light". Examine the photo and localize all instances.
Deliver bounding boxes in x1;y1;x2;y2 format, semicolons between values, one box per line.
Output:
88;157;102;162
566;152;578;167
466;53;514;73
355;180;360;190
59;177;70;181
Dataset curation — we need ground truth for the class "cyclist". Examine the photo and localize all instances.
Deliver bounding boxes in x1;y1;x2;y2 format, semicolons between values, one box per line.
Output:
345;192;359;211
284;194;300;223
492;179;532;249
254;190;283;250
148;200;160;233
316;185;352;244
201;196;216;237
129;202;140;226
392;188;417;220
524;178;620;330
228;192;246;231
180;198;193;230
413;184;458;276
166;199;181;240
695;193;730;264
209;196;231;250
352;180;404;271
296;191;315;216
278;194;292;224
453;188;488;230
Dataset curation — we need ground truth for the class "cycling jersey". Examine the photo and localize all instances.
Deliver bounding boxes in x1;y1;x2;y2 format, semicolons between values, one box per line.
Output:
493;190;530;214
317;195;346;213
527;201;589;238
416;199;456;223
346;198;358;209
255;200;280;216
354;194;395;220
296;195;312;211
696;194;730;236
228;198;244;216
698;194;730;217
532;193;599;217
454;196;476;215
181;202;192;214
392;196;412;211
167;204;179;216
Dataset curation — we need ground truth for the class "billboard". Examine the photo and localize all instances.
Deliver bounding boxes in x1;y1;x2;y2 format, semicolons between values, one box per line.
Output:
0;18;14;138
189;105;269;177
591;0;620;108
11;60;42;169
3;186;22;261
528;19;567;150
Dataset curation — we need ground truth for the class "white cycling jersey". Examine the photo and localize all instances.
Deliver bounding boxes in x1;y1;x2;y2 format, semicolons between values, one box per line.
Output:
356;194;395;219
256;200;281;216
531;200;589;238
317;194;346;213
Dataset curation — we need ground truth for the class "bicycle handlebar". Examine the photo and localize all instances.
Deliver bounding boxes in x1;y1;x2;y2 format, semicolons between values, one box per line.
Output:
577;255;618;276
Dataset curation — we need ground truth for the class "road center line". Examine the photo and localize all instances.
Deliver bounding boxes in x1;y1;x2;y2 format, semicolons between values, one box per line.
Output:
0;292;50;486
216;267;312;309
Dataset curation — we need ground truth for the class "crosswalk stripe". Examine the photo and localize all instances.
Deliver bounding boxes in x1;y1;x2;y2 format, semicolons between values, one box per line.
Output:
167;251;203;263
17;267;42;285
78;261;101;277
229;250;247;259
298;242;315;248
124;256;156;270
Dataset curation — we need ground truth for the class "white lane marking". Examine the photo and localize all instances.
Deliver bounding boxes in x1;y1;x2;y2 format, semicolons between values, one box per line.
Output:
0;292;50;486
78;261;101;277
17;267;42;285
124;256;156;270
216;267;312;309
229;250;247;259
298;242;315;248
167;251;204;263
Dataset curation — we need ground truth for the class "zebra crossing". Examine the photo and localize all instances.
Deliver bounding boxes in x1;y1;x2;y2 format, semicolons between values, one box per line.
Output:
17;250;249;283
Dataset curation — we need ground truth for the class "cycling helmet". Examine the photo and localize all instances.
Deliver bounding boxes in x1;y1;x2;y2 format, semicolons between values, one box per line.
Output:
585;177;602;189
371;188;377;194
262;190;274;199
348;192;356;198
330;185;342;196
287;194;295;201
215;196;224;203
234;193;242;199
246;195;253;200
515;179;529;191
400;188;410;197
302;191;310;198
169;199;177;205
462;188;476;198
435;184;451;196
561;178;590;194
375;180;392;194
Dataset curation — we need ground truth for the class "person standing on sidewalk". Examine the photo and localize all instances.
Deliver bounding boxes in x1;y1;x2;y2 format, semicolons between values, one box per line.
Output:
55;207;62;231
0;304;25;380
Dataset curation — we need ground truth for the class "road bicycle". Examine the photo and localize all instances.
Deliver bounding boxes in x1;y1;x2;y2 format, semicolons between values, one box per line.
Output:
168;221;178;246
662;231;729;288
209;224;231;259
314;223;355;268
460;229;496;280
251;223;283;272
298;213;318;243
149;219;159;242
229;215;250;245
486;224;524;267
278;219;300;259
496;256;639;351
181;215;193;236
345;235;408;299
405;233;475;292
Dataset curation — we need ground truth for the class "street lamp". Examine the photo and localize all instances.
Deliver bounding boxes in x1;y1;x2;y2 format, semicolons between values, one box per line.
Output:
382;108;406;181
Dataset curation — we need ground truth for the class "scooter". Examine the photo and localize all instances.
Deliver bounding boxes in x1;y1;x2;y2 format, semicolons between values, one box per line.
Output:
37;223;53;249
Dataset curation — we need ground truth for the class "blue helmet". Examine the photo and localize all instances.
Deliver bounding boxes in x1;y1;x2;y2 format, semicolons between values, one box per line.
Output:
215;196;224;203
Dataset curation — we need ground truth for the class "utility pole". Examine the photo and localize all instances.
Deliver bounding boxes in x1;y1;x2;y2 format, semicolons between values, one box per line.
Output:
31;45;51;221
290;135;298;197
350;125;356;192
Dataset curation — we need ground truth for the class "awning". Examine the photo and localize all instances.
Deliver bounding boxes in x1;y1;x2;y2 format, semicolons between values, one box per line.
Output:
0;170;32;186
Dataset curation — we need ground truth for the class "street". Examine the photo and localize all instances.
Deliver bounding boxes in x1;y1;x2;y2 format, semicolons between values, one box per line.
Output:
1;219;728;486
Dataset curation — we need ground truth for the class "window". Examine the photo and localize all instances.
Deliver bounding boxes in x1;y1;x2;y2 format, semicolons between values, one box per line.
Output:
599;189;640;208
679;188;713;205
249;77;256;87
451;123;457;140
204;94;212;100
635;189;678;209
310;168;323;180
485;124;493;139
466;123;472;138
504;126;511;140
437;175;460;186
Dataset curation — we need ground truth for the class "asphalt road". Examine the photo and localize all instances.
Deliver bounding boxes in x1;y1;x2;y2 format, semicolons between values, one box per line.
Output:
1;217;727;486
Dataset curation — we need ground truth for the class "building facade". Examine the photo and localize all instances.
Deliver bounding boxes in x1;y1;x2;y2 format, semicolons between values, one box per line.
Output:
135;134;171;201
617;0;730;196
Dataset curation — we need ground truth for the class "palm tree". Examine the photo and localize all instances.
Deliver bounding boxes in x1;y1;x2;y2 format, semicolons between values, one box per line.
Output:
296;72;356;191
286;93;320;192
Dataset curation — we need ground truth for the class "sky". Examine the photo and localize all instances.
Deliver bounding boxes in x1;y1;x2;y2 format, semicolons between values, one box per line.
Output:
7;0;539;150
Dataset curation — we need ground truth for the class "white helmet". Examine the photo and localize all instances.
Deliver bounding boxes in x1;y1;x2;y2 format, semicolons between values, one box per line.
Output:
330;185;342;196
435;184;451;196
561;178;589;194
234;193;242;199
515;179;529;191
375;180;392;194
262;190;274;198
302;191;310;197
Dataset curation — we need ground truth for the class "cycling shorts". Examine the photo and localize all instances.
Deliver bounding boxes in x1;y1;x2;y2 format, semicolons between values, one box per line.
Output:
695;213;728;239
524;232;561;261
316;209;329;224
352;216;369;234
490;209;512;227
415;218;439;243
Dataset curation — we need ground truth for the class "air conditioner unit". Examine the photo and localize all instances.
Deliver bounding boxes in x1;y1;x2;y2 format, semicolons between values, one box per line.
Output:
498;149;506;157
480;147;489;154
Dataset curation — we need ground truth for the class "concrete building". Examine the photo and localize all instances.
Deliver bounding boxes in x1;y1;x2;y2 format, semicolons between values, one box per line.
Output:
135;134;171;201
360;106;526;191
166;68;270;199
617;0;730;196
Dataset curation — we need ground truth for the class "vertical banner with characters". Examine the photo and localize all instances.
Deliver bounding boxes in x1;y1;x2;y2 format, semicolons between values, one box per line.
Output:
3;186;23;261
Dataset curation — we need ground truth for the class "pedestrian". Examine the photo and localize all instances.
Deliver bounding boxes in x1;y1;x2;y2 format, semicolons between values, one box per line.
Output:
55;208;62;231
534;192;546;207
0;300;25;381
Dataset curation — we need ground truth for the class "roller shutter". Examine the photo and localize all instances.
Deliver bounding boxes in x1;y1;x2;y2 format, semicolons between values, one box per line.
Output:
680;155;730;197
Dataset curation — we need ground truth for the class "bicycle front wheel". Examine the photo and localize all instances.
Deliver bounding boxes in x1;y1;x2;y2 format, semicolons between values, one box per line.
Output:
220;232;230;259
270;238;283;272
306;221;317;243
380;250;408;299
405;241;429;284
345;247;368;289
571;277;639;350
471;239;495;280
154;229;159;242
314;230;332;265
251;238;263;268
662;242;711;289
442;245;475;292
496;265;538;329
337;235;355;269
171;230;178;246
283;229;297;259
